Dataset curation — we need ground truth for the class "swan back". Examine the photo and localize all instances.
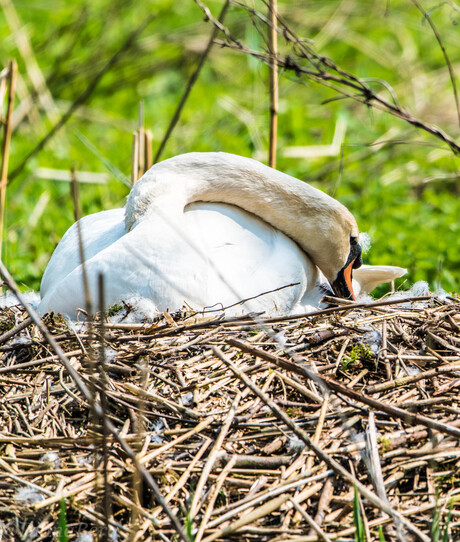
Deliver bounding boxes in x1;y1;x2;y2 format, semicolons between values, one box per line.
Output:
125;152;359;285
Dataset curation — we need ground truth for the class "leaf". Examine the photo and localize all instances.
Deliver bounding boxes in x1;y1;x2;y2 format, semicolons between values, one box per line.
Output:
441;500;453;542
58;498;69;542
353;486;366;542
75;131;131;187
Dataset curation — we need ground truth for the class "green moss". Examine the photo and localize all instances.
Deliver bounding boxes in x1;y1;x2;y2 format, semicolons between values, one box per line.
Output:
107;303;123;317
341;343;373;371
378;435;392;453
0;312;15;334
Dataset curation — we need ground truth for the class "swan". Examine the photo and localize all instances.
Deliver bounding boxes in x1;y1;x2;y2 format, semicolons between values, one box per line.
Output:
38;152;397;319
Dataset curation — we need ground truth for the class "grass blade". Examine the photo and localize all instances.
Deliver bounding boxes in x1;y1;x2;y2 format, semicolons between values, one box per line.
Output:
75;130;131;187
58;499;69;542
353;485;365;542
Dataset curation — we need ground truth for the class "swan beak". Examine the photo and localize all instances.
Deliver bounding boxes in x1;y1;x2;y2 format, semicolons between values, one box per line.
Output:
331;258;357;301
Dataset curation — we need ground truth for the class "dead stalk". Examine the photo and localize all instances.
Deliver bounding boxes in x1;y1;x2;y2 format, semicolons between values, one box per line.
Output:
0;59;17;259
227;337;460;440
0;261;190;542
268;0;278;168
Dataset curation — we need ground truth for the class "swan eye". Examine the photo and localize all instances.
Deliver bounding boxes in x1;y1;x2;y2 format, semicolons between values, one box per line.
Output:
350;236;358;245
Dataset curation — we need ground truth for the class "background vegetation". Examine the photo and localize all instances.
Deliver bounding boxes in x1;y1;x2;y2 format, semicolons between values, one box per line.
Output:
1;0;459;294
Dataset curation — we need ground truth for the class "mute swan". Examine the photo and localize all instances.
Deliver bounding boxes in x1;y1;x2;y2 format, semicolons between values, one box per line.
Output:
39;152;389;318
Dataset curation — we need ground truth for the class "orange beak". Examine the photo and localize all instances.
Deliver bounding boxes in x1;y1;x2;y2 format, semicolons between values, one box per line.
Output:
331;257;357;301
343;259;356;301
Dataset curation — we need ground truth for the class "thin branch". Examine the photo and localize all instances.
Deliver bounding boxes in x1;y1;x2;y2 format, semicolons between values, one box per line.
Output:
198;0;460;155
268;0;278;168
153;0;230;163
97;273;112;540
70;167;92;315
0;59;17;258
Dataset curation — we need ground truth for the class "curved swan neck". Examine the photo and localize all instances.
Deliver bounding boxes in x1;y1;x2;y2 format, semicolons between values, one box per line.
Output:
125;152;359;282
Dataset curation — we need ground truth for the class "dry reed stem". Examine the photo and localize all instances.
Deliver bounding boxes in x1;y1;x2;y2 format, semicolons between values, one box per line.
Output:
0;261;190;542
131;131;139;185
190;392;241;518
268;0;278;168
195;455;237;542
290;498;332;542
214;346;431;541
0;59;16;258
227;337;460;439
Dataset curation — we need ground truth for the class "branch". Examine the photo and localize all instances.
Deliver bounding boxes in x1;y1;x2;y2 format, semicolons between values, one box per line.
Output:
153;0;230;163
197;0;460;155
411;0;460;128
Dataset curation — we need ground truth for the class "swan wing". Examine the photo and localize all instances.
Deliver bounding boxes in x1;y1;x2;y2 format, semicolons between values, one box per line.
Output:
39;203;317;318
40;208;125;298
183;203;314;314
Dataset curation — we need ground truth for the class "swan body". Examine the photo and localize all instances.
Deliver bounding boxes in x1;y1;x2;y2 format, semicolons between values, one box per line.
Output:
39;152;375;318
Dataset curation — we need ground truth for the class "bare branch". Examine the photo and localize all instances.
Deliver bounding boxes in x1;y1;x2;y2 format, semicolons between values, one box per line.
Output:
196;0;460;155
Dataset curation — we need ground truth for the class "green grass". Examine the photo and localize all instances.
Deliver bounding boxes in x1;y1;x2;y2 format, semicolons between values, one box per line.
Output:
432;497;453;542
1;0;459;293
57;499;69;542
353;485;366;542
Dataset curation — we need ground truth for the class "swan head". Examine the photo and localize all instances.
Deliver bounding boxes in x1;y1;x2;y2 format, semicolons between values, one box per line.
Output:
330;234;363;300
305;205;362;301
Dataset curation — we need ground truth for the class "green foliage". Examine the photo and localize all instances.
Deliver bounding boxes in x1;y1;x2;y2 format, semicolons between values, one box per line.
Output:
442;503;453;542
353;486;366;542
432;501;441;541
58;499;69;542
185;511;195;542
107;302;123;317
431;497;453;542
378;435;392;454
1;1;459;293
342;343;373;371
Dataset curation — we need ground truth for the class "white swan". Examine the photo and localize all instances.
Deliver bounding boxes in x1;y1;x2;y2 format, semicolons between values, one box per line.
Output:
38;152;400;318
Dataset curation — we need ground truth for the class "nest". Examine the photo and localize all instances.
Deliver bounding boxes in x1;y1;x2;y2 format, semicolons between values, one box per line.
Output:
0;292;459;541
